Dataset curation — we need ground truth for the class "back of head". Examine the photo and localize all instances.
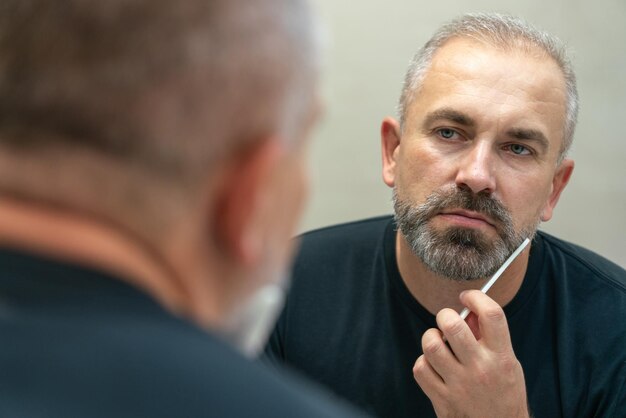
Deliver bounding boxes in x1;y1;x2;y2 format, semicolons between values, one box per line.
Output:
398;13;578;160
0;0;320;240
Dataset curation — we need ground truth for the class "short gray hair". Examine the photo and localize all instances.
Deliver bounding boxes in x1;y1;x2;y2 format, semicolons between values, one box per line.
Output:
0;0;320;169
398;13;578;161
0;0;320;237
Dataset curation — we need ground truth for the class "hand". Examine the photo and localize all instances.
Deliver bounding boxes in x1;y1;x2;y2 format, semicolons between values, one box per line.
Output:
413;290;529;418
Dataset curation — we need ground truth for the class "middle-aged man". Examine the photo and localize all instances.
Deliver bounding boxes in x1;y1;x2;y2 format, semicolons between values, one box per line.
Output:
0;0;371;417
265;13;626;418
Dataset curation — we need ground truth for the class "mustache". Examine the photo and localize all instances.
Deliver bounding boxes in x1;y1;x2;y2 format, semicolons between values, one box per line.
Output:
416;186;513;232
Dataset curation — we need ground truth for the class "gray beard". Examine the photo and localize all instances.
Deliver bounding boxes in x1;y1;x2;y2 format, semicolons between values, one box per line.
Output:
393;186;539;281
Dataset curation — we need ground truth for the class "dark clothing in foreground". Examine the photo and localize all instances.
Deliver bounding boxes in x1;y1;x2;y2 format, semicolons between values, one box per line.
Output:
265;216;626;417
0;248;367;418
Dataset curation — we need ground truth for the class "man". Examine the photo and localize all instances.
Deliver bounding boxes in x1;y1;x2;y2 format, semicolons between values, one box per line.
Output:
265;13;626;418
0;1;369;417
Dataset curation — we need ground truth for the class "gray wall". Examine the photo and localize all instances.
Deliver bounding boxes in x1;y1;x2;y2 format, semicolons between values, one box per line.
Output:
301;0;626;268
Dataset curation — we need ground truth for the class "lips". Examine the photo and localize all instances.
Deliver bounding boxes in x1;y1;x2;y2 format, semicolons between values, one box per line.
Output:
438;209;497;228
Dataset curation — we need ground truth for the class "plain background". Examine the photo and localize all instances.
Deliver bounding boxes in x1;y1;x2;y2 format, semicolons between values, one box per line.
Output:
300;0;626;268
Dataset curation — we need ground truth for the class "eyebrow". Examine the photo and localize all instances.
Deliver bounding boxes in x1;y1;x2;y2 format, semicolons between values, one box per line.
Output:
422;108;476;128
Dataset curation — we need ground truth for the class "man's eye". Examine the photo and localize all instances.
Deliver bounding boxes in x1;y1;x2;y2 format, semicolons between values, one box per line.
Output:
437;128;457;140
509;144;531;155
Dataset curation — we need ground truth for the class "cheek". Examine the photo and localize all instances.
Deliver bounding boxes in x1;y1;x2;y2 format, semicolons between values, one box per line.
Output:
263;172;306;283
395;143;454;197
280;162;309;233
289;176;308;228
292;161;309;210
502;178;553;227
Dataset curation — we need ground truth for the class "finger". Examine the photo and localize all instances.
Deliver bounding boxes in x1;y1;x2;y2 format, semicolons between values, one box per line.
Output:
412;354;446;402
460;290;512;353
435;308;480;365
421;327;460;381
465;311;481;340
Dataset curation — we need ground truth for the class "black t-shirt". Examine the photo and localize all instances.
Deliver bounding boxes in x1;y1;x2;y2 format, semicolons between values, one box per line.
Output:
0;248;369;418
265;216;626;417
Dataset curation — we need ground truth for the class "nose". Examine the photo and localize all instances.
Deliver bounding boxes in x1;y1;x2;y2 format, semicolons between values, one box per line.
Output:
454;141;496;195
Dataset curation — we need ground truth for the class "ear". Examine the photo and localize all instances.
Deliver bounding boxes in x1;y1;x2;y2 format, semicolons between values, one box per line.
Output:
381;117;402;188
540;159;574;222
213;137;284;266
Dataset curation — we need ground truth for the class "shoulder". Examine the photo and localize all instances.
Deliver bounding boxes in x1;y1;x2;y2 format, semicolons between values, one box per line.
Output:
145;330;365;417
292;215;393;280
286;216;394;313
300;215;393;240
536;230;626;292
530;233;626;412
297;215;393;257
1;306;365;417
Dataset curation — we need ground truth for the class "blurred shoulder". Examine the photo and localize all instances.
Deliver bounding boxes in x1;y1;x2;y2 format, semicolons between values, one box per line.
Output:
298;215;393;251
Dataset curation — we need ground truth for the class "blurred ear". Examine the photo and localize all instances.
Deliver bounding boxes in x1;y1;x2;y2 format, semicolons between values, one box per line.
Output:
381;117;402;188
540;159;574;222
213;137;284;266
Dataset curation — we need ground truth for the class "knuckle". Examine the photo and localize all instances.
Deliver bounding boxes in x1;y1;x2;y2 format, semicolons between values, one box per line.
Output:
421;329;443;355
499;353;522;375
483;306;506;322
413;356;427;377
423;339;443;355
440;316;465;337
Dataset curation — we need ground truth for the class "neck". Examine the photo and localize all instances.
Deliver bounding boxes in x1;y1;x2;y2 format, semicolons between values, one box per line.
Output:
0;195;223;327
395;232;529;315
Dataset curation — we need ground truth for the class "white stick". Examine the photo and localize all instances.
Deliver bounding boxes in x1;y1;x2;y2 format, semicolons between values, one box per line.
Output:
459;237;531;320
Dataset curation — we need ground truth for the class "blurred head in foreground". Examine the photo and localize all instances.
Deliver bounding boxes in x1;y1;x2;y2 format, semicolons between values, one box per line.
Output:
0;0;321;352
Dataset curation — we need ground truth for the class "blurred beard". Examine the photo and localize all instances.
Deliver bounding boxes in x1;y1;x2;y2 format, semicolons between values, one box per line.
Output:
221;279;287;358
393;186;539;281
221;251;291;358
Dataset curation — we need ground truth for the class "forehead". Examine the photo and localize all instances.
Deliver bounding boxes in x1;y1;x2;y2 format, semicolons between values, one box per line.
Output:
407;38;568;153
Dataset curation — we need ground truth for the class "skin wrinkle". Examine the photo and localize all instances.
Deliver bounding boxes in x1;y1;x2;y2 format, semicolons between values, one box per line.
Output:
423;108;476;128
